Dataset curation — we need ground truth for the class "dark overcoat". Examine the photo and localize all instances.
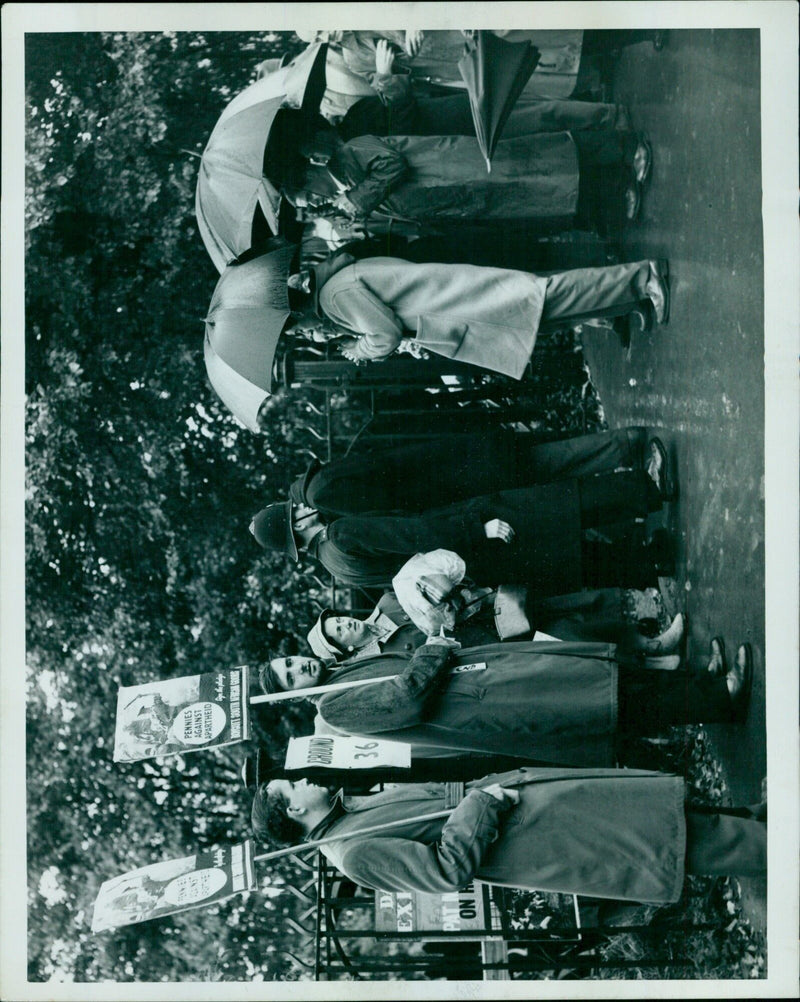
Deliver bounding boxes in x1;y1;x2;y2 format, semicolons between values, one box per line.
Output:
328;132;579;229
313;640;618;767
289;428;641;517
313;765;686;903
309;480;583;591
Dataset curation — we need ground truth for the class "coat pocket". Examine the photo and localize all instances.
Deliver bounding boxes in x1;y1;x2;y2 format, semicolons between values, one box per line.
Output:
415;315;469;360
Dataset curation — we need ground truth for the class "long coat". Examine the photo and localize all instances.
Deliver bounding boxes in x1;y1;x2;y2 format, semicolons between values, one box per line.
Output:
327;132;579;230
312;640;619;767
312;766;686;902
308;479;583;592
289;428;642;517
317;256;544;378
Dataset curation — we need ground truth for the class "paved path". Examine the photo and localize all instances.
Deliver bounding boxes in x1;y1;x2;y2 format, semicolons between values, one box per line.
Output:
579;29;766;928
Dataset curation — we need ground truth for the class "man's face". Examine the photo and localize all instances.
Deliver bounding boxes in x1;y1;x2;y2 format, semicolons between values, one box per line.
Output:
270;655;325;691
292;504;323;530
268;778;332;815
324;615;372;650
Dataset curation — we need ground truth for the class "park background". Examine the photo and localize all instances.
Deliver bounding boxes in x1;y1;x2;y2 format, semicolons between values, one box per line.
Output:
2;3;799;997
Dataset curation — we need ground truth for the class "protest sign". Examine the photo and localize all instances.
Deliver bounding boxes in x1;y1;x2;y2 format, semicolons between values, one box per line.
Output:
91;841;256;932
114;667;249;762
374;881;494;937
284;735;412;772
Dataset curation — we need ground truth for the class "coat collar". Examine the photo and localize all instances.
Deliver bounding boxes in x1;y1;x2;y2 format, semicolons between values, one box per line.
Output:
310;249;356;315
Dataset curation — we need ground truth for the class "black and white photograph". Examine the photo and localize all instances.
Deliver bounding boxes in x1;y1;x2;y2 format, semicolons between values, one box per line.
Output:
2;2;798;996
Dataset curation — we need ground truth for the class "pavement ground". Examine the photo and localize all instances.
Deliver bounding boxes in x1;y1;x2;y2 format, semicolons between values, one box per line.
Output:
578;29;767;930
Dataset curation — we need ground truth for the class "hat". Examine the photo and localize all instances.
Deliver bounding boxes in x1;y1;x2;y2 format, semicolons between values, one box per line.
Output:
306;609;343;660
250;500;298;560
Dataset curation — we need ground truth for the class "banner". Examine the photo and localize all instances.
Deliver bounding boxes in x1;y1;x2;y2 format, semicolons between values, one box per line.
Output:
92;841;256;932
114;667;249;762
284;735;412;772
374;881;494;937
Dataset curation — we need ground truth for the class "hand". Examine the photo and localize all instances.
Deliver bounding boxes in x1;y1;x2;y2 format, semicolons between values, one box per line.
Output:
404;30;425;57
482;784;520;805
416;576;452;606
331;193;361;219
375;38;396;75
338;338;365;363
483;518;515;543
425;633;461;650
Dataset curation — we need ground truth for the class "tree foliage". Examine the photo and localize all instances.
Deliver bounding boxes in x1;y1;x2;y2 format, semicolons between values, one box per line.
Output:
25;30;323;982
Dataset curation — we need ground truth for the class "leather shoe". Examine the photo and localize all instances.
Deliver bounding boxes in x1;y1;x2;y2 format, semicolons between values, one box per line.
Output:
727;642;753;723
633;135;653;184
624;183;641;221
707;636;727;676
647;437;678;501
645;259;670;324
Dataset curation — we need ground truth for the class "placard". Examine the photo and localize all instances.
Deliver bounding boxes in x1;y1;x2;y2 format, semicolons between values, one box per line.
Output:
91;841;256;932
374;881;494;937
285;735;412;771
113;667;249;762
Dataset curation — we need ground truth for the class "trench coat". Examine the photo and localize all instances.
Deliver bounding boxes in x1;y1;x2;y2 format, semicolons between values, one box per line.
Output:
312;640;619;767
308;479;583;591
312;765;686;902
318;256;543;378
289;428;644;517
327;132;579;229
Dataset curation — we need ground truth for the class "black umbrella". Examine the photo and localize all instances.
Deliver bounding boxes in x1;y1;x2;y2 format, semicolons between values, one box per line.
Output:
457;31;541;172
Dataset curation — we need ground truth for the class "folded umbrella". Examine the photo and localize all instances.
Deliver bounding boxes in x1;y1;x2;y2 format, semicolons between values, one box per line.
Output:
457;30;541;172
204;242;297;430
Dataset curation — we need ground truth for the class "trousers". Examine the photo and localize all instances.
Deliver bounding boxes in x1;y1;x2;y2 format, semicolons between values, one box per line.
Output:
541;261;650;325
617;663;735;731
685;810;767;876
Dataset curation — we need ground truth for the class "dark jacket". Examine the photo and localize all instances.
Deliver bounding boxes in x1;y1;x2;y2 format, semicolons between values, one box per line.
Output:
313;640;618;767
327;131;579;224
308;480;583;592
289;428;642;518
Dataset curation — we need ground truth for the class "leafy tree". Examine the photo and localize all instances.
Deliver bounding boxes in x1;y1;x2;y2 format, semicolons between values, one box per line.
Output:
26;30;323;982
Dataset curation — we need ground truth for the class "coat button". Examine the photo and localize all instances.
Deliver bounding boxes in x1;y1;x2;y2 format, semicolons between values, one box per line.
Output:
405;643;412;650
402;615;409;621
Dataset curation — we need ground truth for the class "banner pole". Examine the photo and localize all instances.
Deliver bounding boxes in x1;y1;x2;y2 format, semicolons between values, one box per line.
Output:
248;674;398;705
253;807;453;863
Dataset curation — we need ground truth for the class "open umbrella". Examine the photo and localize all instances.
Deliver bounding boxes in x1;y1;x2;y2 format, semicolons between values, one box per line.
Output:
204;242;297;431
195;44;327;272
218;42;327;123
457;31;541;172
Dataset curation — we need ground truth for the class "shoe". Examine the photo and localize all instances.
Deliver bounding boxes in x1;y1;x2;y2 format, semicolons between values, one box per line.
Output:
633;135;653;184
707;636;727;676
646;437;678;501
645;259;670;324
644;612;684;654
727;642;753;723
624;183;641;221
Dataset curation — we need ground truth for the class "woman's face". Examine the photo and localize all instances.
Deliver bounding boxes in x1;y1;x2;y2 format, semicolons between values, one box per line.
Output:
324;615;373;650
270;656;326;691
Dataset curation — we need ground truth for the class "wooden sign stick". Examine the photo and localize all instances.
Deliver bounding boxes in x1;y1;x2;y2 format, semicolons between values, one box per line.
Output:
253;807;453;863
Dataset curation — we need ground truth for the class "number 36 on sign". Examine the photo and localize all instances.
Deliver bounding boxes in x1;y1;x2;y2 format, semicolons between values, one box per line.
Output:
284;735;412;771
